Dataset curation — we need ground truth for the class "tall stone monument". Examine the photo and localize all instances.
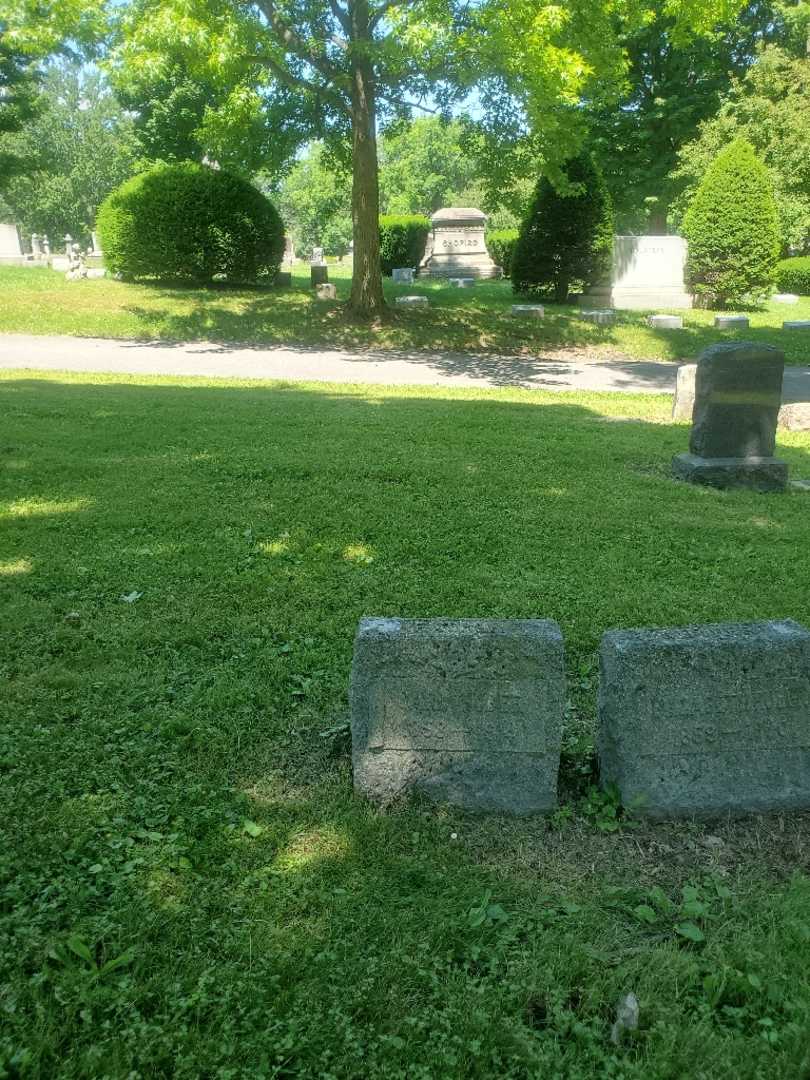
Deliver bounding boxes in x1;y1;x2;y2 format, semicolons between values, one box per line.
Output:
672;342;788;491
0;223;23;263
420;208;501;280
580;235;692;310
350;617;565;814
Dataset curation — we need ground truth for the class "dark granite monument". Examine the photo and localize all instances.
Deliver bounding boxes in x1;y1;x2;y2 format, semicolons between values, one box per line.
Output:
672;342;788;492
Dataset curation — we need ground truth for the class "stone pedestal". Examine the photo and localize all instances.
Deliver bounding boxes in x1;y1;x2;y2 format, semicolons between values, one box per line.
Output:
351;618;565;814
672;342;788;492
580;235;693;310
672;453;788;492
420;208;501;280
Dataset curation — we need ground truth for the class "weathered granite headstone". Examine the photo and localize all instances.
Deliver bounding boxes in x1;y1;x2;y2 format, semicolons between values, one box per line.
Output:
714;315;749;330
0;223;23;260
675;363;809;432
580;235;693;310
449;277;475;288
783;321;810;331
778;402;810;431
773;293;799;304
672;363;697;421
311;245;325;265
316;282;337;300
351;618;565;814
276;271;292;287
598;620;810;818
581;309;615;326
511;304;544;319
648;314;683;329
392;267;414;283
420;208;501;279
395;295;428;306
310;264;329;287
672;342;788;491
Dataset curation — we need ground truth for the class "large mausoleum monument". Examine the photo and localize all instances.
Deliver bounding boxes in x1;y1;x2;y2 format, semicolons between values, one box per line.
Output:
420;208;502;279
580;234;693;310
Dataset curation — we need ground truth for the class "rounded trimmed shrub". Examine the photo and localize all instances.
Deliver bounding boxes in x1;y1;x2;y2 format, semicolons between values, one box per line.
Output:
486;229;518;277
775;256;810;295
97;162;285;285
379;214;430;276
511;154;613;302
682;139;780;308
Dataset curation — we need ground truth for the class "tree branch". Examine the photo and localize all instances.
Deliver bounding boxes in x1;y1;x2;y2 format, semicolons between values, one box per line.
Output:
378;92;439;114
252;53;350;114
370;0;413;31
328;0;352;36
254;0;350;89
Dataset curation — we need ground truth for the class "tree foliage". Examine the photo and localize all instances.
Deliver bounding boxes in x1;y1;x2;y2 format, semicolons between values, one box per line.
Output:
588;3;779;233
682;138;780;306
673;44;810;252
106;0;745;316
512;153;613;301
0;65;137;242
97;161;285;284
0;30;40;186
272;142;352;258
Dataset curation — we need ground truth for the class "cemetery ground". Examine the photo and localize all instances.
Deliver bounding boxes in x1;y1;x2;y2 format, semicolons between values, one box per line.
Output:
4;369;810;1079
2;264;810;365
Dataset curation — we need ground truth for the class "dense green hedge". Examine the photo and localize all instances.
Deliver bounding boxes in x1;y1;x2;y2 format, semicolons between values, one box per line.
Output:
379;215;430;276
486;229;519;277
775;256;810;295
683;139;779;308
512;155;613;302
97;162;285;285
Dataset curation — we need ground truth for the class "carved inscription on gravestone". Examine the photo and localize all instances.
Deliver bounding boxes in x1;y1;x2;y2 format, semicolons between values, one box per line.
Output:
598;620;810;818
351;618;565;814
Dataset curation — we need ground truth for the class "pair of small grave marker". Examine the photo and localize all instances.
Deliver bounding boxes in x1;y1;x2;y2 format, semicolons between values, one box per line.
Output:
350;617;810;819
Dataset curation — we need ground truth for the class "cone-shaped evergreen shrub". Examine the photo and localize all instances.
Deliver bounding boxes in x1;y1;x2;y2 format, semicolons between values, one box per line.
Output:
683;139;780;308
512;155;613;302
97;163;285;285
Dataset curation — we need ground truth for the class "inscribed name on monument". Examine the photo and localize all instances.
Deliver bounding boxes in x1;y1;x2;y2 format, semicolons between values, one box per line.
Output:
420;208;502;279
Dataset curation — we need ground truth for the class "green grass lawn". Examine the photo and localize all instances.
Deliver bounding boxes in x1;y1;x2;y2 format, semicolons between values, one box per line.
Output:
2;264;810;364
4;370;810;1078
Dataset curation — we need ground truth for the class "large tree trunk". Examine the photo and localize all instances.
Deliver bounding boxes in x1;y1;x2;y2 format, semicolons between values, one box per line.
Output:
348;5;385;316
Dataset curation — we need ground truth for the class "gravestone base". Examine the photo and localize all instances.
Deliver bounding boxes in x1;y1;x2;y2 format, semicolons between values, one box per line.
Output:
351;618;565;815
582;286;693;310
599;620;810;819
672;451;788;492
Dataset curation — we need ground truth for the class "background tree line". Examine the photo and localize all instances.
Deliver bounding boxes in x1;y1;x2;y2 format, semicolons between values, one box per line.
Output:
1;0;808;310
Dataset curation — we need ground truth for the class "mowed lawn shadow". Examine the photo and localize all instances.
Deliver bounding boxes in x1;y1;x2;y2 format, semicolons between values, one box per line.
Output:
4;375;810;1076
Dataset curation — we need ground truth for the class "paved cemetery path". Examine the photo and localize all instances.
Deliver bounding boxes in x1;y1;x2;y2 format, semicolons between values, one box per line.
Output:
2;333;810;400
